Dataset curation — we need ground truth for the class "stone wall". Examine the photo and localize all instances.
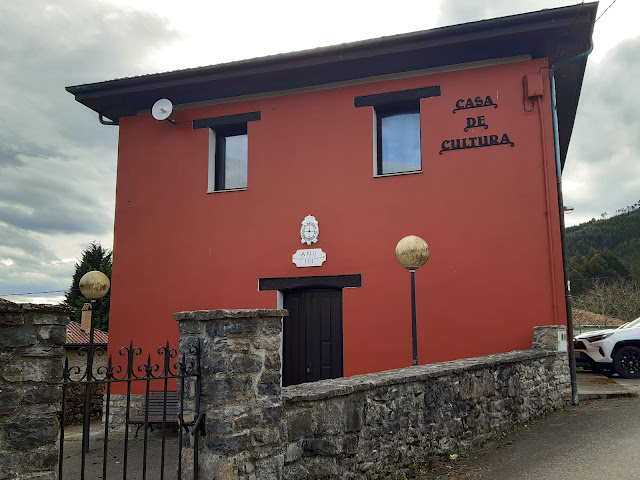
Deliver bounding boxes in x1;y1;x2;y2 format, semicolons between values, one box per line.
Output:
282;338;569;479
64;384;105;424
174;307;569;480
0;303;70;480
175;309;288;480
63;346;106;423
104;394;145;432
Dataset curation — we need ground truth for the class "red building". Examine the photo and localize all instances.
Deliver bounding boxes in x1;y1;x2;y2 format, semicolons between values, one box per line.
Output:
67;4;597;386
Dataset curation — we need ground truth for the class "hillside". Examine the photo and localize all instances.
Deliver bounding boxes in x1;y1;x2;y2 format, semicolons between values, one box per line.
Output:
566;207;640;277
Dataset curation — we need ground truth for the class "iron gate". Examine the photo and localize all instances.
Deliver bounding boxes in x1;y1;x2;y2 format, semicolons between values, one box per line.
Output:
58;340;203;480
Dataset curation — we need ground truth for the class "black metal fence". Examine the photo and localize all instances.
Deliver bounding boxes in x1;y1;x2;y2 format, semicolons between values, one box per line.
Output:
58;340;202;480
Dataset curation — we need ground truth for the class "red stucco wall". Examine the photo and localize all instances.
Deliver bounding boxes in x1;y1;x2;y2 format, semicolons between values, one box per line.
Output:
108;58;565;383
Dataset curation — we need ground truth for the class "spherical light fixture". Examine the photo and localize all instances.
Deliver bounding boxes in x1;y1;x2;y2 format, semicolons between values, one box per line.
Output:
395;235;430;366
79;270;110;299
395;235;430;270
77;269;110;454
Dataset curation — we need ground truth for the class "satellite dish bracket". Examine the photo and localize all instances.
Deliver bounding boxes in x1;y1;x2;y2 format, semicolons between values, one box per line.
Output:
152;98;176;126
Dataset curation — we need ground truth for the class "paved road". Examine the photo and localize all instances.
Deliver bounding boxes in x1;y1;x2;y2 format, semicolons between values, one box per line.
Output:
612;376;640;394
418;395;640;479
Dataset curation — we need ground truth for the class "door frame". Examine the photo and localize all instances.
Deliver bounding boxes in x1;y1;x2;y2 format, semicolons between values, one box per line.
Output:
259;274;361;292
282;287;343;386
259;274;361;386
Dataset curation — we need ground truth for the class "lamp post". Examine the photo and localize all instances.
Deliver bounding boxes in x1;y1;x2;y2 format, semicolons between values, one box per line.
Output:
395;235;430;366
78;270;110;453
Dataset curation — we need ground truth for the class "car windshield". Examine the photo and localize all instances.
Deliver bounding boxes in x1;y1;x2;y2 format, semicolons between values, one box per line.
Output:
619;316;640;329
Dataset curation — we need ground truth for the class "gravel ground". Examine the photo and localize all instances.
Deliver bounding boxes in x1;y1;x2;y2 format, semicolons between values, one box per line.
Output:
60;433;184;480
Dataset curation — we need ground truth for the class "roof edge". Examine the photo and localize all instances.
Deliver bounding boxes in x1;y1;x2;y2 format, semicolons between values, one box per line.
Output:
66;2;598;98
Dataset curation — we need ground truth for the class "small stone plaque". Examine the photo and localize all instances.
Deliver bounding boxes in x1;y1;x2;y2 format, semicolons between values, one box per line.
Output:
292;248;326;267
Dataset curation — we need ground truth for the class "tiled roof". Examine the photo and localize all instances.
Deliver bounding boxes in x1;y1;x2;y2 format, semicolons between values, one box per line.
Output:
572;309;625;327
66;321;108;346
0;297;14;303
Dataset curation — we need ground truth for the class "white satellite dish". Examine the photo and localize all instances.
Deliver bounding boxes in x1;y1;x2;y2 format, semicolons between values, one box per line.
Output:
152;98;174;123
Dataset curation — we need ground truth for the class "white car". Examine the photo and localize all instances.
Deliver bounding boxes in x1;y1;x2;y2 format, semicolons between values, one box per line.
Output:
574;316;640;378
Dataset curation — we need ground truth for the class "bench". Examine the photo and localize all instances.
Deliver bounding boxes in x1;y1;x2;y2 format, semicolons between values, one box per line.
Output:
128;391;181;437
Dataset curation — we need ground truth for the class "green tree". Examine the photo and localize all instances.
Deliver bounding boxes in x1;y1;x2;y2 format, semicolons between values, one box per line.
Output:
565;207;640;258
568;247;629;295
64;242;112;331
615;238;640;277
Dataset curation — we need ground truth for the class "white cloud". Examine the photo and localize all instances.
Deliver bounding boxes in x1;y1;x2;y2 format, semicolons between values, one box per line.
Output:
0;0;177;303
563;34;640;225
1;0;638;301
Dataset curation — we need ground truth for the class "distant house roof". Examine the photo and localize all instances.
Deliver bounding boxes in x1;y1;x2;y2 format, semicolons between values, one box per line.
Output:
0;297;14;303
572;309;625;327
66;2;597;171
65;321;109;346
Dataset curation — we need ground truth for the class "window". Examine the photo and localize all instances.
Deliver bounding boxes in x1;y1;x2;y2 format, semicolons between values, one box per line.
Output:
376;104;421;175
210;124;248;191
192;111;260;192
354;86;440;176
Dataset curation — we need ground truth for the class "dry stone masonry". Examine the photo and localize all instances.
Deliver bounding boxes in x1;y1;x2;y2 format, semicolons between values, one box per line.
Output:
0;303;70;480
0;303;569;480
65;385;104;424
282;340;569;479
105;393;145;432
175;309;288;480
174;307;569;480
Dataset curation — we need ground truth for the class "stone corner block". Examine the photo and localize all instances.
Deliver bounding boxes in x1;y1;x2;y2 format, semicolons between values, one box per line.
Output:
533;325;566;351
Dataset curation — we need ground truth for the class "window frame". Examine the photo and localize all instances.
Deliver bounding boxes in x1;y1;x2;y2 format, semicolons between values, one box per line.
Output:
212;123;248;192
193;111;261;193
354;86;440;177
375;101;422;176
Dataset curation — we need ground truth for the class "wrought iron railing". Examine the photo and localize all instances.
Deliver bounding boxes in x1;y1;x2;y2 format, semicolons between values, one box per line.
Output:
58;340;202;480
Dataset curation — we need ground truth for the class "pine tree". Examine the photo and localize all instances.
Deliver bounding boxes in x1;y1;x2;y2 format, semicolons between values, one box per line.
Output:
64;242;112;331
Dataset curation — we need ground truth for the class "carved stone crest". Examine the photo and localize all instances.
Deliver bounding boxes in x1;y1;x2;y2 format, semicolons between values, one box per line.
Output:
300;215;319;245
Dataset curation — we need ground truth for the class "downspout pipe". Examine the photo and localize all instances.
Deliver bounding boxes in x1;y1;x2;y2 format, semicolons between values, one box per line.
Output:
550;40;593;407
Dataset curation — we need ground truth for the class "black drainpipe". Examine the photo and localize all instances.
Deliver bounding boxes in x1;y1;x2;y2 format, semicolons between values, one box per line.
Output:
550;40;594;406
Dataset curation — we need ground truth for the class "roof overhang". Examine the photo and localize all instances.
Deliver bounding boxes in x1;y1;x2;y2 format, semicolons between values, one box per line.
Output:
66;2;597;169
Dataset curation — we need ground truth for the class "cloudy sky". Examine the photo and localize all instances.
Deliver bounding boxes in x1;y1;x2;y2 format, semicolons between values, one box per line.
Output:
0;0;637;304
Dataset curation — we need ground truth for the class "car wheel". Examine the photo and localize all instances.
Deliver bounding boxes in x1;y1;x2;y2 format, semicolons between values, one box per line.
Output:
613;346;640;379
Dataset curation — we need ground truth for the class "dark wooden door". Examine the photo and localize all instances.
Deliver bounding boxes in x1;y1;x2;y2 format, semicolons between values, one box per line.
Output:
282;288;343;387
